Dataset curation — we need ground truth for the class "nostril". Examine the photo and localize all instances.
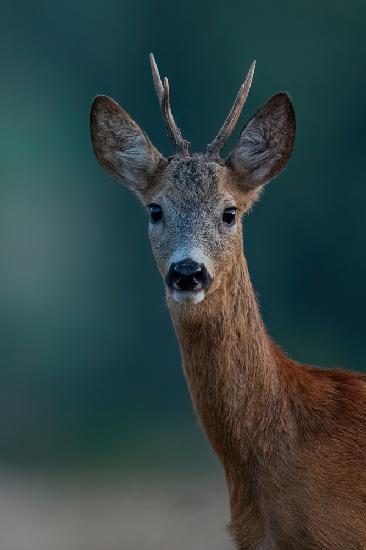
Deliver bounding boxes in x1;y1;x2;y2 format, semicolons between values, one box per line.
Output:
173;262;202;278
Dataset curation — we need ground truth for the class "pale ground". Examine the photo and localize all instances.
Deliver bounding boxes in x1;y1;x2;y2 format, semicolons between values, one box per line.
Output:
0;470;234;550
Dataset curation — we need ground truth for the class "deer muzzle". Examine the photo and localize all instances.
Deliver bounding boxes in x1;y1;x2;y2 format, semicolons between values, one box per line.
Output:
165;259;212;303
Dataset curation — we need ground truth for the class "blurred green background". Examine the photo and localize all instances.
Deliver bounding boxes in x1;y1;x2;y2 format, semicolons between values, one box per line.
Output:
1;0;365;478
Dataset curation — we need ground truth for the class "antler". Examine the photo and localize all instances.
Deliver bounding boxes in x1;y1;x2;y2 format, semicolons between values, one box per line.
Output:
206;60;256;159
149;53;190;157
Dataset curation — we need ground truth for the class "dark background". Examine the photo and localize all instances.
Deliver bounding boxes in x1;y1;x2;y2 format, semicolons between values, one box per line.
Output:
1;0;365;481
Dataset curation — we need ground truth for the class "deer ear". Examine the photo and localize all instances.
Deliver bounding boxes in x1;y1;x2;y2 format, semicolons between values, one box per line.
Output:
90;95;166;199
227;93;295;190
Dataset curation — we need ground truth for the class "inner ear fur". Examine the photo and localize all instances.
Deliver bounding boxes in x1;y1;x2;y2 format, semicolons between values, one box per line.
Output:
90;95;166;198
227;93;296;190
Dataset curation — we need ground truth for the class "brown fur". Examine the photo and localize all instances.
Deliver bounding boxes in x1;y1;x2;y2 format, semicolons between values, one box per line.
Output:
90;73;366;549
169;251;366;549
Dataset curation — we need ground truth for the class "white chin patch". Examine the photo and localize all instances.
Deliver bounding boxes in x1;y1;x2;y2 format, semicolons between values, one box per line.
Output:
171;289;205;304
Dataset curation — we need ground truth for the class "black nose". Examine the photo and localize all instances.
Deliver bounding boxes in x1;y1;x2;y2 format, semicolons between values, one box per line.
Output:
166;259;211;292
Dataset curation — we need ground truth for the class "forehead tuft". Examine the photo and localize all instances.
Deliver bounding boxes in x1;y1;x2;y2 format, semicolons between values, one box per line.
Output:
161;155;225;200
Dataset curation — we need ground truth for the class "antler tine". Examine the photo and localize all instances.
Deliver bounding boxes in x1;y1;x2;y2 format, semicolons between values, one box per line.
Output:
150;52;164;104
149;53;190;157
206;60;256;158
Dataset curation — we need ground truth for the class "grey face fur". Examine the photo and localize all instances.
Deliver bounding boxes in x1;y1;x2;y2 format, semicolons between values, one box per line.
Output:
147;157;241;303
90;91;296;305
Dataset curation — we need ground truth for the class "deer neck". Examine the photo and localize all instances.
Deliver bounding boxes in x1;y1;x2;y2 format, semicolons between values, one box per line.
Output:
168;248;288;469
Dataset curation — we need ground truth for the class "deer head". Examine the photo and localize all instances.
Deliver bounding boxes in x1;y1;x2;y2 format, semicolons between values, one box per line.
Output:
90;55;295;306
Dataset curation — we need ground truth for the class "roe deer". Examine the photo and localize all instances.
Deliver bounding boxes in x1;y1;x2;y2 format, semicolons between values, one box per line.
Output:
90;54;366;549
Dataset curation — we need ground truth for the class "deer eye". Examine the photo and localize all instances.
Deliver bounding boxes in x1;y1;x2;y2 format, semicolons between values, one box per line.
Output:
222;207;237;225
148;203;163;224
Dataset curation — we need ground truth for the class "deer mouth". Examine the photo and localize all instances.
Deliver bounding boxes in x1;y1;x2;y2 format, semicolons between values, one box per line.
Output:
170;288;206;304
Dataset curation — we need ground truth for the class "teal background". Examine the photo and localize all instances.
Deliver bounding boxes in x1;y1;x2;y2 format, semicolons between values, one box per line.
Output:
1;0;365;472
